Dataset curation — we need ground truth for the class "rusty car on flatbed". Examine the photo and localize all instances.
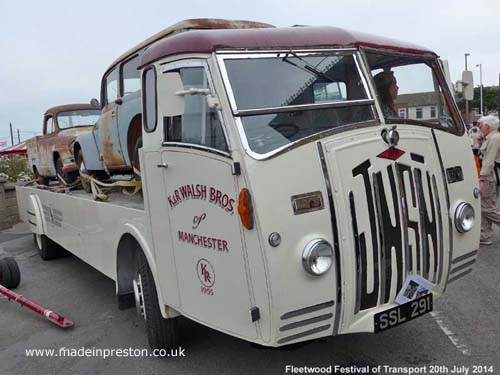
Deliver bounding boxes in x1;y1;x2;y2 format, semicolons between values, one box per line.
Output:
26;104;100;184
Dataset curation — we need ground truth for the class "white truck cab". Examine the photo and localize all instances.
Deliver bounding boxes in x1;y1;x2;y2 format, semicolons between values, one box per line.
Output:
17;25;480;350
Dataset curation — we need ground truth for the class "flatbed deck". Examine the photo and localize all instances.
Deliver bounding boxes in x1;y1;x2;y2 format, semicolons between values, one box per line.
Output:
16;185;150;281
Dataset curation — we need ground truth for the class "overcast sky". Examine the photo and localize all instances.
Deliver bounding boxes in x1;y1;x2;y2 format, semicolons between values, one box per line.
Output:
1;0;498;146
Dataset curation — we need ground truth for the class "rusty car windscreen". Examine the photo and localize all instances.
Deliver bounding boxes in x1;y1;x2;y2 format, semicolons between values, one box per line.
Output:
57;110;100;129
221;52;375;156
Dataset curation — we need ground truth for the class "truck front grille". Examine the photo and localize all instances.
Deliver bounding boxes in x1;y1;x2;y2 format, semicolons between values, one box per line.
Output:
349;161;445;314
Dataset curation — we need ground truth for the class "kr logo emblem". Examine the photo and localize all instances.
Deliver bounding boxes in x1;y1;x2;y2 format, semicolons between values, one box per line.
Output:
197;258;215;288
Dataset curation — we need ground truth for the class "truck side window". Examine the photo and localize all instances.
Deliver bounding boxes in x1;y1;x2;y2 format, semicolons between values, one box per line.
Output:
142;67;157;132
166;67;228;153
45;117;54;134
122;55;141;97
105;67;119;105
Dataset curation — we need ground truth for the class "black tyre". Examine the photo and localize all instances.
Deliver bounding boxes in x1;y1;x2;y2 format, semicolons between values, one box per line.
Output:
55;157;78;185
2;257;21;289
77;150;92;193
34;233;59;260
0;259;12;287
132;136;142;182
137;250;179;350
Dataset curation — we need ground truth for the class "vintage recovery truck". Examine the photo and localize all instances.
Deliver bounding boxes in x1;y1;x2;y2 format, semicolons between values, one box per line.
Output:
17;25;480;349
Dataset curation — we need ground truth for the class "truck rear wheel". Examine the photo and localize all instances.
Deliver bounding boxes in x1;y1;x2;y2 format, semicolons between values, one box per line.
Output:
34;234;59;260
137;250;179;350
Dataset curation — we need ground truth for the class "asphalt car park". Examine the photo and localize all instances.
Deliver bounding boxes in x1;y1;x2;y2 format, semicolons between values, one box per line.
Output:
1;222;499;375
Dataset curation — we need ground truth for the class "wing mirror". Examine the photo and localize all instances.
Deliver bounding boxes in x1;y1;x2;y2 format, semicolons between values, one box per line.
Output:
158;72;185;116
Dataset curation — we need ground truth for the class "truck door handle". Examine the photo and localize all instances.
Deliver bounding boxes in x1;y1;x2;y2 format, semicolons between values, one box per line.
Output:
157;163;169;169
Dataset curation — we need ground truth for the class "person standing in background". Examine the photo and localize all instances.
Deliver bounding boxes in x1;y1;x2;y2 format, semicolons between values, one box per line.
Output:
478;115;500;245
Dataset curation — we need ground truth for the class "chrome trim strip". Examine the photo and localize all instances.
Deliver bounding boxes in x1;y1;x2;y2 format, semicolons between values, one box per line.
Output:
451;250;478;264
28;219;37;226
234;100;375;117
277;324;331;344
280;300;334;320
27;210;36;216
217;48;358;57
372;171;387;303
349;191;362;314
396;165;410;278
279;313;333;332
240;120;378;161
433;175;444;284
431;130;453;292
447;268;473;284
317;141;342;335
161;142;232;158
450;259;476;275
413;169;428;279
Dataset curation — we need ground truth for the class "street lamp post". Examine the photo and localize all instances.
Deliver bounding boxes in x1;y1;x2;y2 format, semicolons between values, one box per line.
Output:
476;63;483;115
464;53;470;125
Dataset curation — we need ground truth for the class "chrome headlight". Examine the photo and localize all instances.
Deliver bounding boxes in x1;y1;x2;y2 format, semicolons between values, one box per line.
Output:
302;239;333;276
454;202;475;233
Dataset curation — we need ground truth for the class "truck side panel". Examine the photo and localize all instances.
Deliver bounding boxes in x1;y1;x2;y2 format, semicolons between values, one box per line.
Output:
16;186;150;281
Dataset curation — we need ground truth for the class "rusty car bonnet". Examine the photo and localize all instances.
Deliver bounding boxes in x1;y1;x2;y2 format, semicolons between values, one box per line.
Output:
139;26;438;69
104;18;275;75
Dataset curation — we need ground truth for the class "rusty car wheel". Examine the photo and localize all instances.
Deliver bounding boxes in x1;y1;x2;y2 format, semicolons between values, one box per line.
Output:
33;167;49;186
77;150;93;193
132;136;142;182
55;157;77;186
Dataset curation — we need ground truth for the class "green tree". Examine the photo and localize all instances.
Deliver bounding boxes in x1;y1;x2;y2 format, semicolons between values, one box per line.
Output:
458;86;500;113
470;86;500;114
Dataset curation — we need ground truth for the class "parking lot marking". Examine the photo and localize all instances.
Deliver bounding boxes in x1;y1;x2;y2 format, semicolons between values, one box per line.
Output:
430;311;471;356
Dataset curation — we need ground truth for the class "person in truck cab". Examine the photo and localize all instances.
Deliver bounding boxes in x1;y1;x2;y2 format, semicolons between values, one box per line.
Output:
374;70;399;118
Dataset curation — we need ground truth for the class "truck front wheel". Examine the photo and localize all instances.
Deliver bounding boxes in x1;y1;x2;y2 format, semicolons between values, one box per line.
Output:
137;250;179;350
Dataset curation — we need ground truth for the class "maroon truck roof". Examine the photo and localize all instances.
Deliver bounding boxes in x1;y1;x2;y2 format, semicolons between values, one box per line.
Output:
140;26;437;68
44;104;99;117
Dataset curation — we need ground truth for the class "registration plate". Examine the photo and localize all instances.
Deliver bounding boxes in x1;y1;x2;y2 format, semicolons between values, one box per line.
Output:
374;293;433;332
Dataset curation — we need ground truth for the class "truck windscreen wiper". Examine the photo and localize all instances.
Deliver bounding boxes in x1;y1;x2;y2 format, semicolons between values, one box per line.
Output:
281;51;336;83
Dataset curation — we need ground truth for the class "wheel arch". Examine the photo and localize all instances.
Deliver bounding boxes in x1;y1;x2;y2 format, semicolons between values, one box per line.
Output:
115;225;167;316
52;151;60;165
126;114;142;165
73;142;82;161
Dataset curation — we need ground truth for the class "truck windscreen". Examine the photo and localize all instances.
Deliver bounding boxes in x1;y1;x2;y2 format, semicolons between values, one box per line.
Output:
222;52;375;155
57;110;100;129
365;52;461;132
